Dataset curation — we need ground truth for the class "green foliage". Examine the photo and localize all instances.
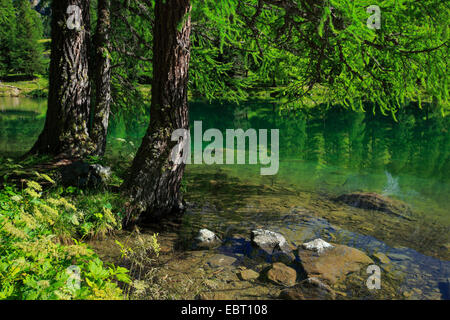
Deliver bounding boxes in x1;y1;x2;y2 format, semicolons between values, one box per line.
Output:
109;0;153;117
102;0;449;116
0;156;126;240
0;180;129;300
70;192;122;240
189;2;256;102
0;0;16;75
12;0;45;76
0;76;48;98
194;0;448;113
115;231;166;299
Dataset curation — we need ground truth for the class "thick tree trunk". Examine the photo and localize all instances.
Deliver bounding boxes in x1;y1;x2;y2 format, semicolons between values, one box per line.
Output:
122;0;191;228
90;0;111;156
30;0;93;158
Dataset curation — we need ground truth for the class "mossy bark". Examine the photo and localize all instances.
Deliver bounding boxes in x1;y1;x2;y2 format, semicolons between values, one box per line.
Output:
122;0;191;228
30;0;93;158
90;0;111;156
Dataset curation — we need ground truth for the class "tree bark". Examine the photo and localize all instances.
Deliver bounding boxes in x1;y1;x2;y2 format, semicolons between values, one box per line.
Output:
30;0;93;158
90;0;111;156
122;0;191;228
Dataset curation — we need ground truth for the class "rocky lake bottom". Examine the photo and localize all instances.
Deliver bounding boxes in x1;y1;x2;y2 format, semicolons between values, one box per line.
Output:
89;167;450;300
2;98;449;300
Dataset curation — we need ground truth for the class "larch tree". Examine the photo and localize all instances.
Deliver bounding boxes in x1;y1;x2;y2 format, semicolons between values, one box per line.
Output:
122;0;192;227
30;0;94;157
30;0;114;158
121;0;448;227
91;0;112;156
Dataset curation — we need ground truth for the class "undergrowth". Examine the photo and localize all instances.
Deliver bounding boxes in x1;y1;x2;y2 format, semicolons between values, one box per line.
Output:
0;179;130;299
115;230;169;300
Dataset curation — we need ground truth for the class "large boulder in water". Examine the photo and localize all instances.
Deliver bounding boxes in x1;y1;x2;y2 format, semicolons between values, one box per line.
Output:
297;239;373;285
59;161;111;189
334;192;412;220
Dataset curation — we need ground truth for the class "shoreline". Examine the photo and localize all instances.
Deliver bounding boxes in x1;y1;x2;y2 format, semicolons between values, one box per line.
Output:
0;78;48;98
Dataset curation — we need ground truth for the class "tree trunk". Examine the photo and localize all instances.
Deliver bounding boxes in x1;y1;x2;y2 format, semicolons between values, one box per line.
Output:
122;0;191;228
90;0;111;156
30;0;93;158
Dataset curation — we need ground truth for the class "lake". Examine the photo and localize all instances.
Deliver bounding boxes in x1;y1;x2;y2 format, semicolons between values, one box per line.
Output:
1;97;449;299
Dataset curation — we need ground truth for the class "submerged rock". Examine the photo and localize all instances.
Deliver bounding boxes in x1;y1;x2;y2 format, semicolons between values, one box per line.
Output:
266;262;297;287
195;229;222;248
302;238;334;254
196;292;232;300
59;161;111;189
238;269;260;281
206;254;237;268
373;252;391;265
279;277;336;300
250;229;295;263
334;192;412;220
297;243;374;285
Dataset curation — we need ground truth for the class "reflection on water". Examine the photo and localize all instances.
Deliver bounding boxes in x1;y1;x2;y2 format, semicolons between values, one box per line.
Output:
1;98;448;220
1;98;448;219
382;171;400;197
0;97;46;157
1;97;449;299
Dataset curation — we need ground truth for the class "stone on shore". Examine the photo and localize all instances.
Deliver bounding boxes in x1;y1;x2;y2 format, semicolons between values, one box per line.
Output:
59;161;111;189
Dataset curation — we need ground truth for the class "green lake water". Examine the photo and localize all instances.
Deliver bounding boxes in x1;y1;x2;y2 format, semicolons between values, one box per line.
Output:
1;97;449;299
108;100;450;224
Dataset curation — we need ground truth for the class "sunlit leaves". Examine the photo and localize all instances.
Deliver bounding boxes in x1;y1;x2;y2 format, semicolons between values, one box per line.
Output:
110;0;448;116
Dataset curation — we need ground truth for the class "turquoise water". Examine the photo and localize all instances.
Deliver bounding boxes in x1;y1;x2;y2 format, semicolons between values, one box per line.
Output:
0;97;449;221
107;100;450;223
1;97;449;299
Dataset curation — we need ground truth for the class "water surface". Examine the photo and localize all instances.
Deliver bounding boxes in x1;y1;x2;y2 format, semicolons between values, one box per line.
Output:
1;97;449;299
